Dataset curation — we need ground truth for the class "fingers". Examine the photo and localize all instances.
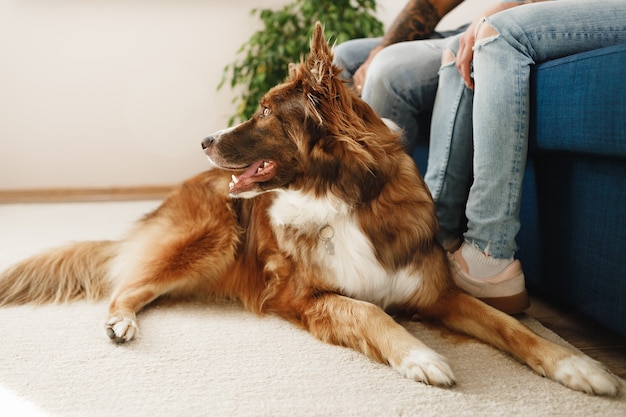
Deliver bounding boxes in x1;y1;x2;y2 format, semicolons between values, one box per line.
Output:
353;45;383;95
354;64;367;94
456;29;475;89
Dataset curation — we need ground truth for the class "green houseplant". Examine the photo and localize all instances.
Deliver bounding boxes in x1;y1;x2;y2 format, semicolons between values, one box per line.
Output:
219;0;384;124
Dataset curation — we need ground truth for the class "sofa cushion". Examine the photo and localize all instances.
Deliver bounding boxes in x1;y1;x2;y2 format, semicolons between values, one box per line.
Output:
529;42;626;157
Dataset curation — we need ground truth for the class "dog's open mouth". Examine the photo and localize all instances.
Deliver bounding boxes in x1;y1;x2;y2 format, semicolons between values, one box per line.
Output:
229;160;277;195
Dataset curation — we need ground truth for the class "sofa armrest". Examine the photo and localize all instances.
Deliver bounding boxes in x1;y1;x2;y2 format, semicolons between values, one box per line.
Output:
529;43;626;158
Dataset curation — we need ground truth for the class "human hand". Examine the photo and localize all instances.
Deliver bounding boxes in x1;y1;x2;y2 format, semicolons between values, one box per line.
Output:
456;22;477;89
353;45;384;95
456;0;524;89
353;64;368;95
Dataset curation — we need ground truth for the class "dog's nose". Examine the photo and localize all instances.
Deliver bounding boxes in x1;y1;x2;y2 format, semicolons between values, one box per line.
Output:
202;126;236;151
201;136;214;151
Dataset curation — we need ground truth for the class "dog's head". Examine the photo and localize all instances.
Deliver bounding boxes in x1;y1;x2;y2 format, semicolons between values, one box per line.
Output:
202;22;405;201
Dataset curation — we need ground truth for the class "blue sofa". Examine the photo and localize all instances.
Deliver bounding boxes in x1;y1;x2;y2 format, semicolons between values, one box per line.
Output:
412;42;626;337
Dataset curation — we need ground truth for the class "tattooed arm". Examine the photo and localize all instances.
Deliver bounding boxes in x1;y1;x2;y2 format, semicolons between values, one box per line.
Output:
353;0;463;90
382;0;463;46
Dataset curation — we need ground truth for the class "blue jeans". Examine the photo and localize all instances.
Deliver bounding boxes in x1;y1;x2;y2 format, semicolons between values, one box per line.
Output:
426;0;626;259
333;28;465;154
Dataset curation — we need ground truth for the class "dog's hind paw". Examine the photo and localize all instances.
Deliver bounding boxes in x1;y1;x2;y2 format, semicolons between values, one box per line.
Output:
106;315;138;343
393;348;456;387
552;355;623;396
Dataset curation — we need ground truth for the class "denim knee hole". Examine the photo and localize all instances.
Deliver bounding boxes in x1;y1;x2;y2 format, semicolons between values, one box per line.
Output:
474;19;500;48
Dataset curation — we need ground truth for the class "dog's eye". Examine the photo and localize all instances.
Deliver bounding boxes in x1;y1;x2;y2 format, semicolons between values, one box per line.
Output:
261;106;271;118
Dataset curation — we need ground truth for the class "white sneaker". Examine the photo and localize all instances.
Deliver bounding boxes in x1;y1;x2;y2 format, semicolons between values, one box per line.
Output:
448;245;530;314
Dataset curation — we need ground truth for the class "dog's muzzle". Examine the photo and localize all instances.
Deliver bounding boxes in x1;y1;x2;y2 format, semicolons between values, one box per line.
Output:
201;125;239;155
201;135;217;154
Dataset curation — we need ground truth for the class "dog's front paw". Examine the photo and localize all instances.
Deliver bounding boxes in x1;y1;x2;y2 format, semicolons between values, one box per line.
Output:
106;315;138;343
393;348;456;387
552;355;623;396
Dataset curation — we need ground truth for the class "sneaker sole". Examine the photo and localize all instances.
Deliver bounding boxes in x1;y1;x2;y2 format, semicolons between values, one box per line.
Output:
477;289;530;315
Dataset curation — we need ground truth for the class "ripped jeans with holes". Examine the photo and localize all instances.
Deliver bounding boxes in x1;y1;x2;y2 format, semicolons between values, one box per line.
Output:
425;0;626;259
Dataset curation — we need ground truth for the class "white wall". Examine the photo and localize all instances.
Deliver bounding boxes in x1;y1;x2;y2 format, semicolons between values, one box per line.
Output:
0;0;497;190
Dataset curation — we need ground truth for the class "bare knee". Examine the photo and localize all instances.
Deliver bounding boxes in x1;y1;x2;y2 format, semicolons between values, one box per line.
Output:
475;20;499;41
441;48;455;66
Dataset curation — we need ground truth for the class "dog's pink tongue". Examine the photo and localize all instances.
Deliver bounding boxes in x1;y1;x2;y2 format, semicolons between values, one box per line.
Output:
229;160;274;195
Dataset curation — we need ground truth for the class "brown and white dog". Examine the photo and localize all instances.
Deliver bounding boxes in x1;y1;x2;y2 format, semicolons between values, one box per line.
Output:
0;23;622;395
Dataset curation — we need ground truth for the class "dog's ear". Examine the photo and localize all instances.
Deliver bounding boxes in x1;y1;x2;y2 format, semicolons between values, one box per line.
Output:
304;22;336;92
308;22;332;66
302;22;342;125
287;62;300;81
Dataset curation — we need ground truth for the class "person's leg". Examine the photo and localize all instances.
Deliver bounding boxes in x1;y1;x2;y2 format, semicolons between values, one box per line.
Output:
424;34;473;250
360;38;450;152
448;0;626;313
333;37;382;83
332;26;467;85
467;0;626;261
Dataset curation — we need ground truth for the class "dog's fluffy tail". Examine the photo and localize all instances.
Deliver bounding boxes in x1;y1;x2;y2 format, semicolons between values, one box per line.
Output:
0;240;117;305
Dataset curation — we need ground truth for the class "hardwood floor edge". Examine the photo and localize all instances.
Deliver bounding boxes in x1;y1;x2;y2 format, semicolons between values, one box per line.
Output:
0;186;175;204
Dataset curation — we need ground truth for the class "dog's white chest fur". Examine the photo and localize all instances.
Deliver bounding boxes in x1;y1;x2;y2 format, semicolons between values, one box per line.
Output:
269;190;421;308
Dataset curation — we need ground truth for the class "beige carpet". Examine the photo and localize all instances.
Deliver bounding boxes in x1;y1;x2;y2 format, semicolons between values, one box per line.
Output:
1;201;624;417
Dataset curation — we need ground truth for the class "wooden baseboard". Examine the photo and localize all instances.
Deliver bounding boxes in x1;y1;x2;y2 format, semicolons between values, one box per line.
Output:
0;186;174;204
